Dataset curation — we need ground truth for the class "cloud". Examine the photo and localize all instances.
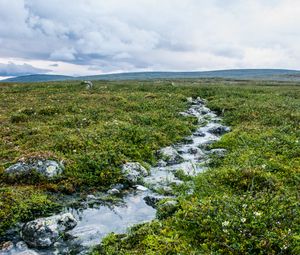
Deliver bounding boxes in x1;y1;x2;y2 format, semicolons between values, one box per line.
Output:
0;62;51;76
50;48;76;61
0;0;300;75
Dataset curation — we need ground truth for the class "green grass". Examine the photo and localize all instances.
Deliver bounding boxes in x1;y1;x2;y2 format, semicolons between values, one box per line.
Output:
0;80;299;254
92;81;300;254
0;80;197;234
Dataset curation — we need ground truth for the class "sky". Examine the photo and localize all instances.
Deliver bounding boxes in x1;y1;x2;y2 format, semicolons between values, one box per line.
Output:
0;0;300;77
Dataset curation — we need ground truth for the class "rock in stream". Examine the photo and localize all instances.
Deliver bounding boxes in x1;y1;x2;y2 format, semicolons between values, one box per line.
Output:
21;213;77;248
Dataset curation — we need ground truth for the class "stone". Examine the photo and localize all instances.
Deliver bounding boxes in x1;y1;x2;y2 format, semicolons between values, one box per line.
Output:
188;147;200;155
81;81;93;89
121;162;148;185
111;183;125;190
193;131;206;137
1;241;14;252
186;147;206;160
198;140;215;150
134;185;148;191
156;160;167;167
200;107;210;114
194;97;205;105
5;159;64;179
107;188;120;195
157;147;184;165
207;124;231;135
21;213;77;248
209;149;227;158
144;196;162;208
185;108;200;117
15;241;28;251
186;97;193;103
86;194;97;200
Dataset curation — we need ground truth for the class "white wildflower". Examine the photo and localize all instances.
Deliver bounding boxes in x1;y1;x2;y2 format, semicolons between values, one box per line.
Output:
254;211;262;217
241;218;246;223
222;221;230;227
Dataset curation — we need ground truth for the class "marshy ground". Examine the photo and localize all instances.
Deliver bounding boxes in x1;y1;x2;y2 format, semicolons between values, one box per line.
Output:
0;79;299;254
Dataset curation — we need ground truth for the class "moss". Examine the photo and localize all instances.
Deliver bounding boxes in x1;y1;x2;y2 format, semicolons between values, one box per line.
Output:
0;187;59;236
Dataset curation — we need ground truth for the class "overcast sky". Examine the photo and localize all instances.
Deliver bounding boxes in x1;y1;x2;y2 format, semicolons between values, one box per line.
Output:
0;0;299;77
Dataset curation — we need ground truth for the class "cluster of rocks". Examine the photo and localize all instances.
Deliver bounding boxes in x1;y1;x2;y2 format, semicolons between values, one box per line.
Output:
0;213;77;254
0;241;38;255
5;159;64;179
21;213;77;248
143;96;231;194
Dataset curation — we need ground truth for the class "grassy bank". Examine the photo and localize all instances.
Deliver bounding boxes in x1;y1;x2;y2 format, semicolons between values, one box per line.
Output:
0;80;299;254
0;80;197;235
92;81;300;254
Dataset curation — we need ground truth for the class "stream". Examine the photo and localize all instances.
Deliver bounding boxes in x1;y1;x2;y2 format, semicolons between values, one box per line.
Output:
0;97;230;255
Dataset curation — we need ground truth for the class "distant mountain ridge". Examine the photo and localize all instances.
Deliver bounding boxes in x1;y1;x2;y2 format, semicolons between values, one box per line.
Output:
2;69;300;83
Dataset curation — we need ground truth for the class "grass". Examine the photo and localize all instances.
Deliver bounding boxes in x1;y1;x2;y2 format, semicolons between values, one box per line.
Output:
92;80;300;254
0;80;197;235
0;79;299;254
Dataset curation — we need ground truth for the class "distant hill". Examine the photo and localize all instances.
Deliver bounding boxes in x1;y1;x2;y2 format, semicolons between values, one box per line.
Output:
2;69;300;83
3;74;74;82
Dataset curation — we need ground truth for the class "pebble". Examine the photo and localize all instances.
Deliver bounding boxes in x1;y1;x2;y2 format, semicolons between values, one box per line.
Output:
134;185;148;191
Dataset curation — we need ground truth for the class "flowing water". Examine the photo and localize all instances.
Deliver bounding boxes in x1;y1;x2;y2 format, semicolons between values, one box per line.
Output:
1;98;230;255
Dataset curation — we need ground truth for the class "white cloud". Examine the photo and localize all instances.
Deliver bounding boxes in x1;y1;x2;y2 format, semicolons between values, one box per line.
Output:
0;0;299;75
50;48;76;61
0;62;50;76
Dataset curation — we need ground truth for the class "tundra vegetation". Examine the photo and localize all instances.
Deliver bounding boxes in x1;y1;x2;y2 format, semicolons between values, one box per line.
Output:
0;79;299;254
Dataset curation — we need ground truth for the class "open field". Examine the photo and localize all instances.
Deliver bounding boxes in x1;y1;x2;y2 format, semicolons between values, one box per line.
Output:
0;80;299;254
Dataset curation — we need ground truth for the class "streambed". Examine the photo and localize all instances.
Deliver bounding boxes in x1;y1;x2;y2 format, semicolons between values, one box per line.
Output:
1;97;230;255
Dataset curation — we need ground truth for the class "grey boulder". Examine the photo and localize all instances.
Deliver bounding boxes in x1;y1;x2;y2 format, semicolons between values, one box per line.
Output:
193;97;205;105
144;196;162;208
209;149;227;158
121;162;148;184
208;124;231;135
5;160;64;179
107;188;120;195
157;147;184;165
81;80;93;89
21;213;77;248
